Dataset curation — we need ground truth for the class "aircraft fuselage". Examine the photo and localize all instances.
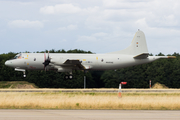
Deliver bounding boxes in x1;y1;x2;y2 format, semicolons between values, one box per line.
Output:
5;53;163;71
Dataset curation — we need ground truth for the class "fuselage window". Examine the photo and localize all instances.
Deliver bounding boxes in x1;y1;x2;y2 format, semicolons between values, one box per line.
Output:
34;58;36;61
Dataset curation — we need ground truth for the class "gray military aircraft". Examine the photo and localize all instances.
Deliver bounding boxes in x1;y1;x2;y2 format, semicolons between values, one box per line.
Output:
5;30;175;78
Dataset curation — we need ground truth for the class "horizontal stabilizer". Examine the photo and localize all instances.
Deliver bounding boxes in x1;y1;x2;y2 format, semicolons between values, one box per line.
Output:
134;53;149;59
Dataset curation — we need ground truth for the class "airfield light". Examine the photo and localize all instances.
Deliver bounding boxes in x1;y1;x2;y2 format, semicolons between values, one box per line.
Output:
118;82;127;98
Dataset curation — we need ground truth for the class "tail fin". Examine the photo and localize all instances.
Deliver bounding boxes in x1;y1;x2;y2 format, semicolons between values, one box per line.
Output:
108;30;149;56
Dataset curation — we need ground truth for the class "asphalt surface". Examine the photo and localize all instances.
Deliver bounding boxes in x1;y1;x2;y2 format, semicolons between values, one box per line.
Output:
0;89;180;93
0;110;180;120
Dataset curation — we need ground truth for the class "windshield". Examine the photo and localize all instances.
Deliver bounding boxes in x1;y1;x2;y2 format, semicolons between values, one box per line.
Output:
14;54;22;59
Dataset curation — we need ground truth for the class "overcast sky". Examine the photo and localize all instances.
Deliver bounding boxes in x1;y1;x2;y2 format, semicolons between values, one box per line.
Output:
0;0;180;55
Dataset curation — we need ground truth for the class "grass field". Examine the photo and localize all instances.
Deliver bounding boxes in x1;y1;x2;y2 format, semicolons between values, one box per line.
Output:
0;81;37;89
0;92;180;110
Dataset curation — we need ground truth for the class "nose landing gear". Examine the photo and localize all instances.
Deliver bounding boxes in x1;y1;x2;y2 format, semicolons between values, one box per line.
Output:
23;71;26;77
15;68;26;78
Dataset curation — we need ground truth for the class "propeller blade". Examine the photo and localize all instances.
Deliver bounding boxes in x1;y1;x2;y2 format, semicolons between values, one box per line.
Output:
43;51;51;71
43;52;46;70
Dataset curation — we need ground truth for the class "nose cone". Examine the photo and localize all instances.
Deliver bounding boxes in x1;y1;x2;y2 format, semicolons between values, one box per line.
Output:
5;61;11;67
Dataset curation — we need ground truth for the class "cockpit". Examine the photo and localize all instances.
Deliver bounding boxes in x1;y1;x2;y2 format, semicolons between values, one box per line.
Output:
14;54;22;59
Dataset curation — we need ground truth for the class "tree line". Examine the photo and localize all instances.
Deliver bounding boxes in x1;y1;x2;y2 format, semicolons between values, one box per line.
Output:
0;49;179;88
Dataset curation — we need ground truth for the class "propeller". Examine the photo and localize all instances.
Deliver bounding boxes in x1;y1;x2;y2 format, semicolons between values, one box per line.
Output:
43;51;51;71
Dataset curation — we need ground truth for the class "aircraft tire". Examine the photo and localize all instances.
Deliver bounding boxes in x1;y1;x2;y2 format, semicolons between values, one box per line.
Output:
64;75;69;79
69;75;73;79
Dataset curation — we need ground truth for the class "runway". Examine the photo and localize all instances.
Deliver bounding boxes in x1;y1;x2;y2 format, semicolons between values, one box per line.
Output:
0;110;180;120
0;88;180;93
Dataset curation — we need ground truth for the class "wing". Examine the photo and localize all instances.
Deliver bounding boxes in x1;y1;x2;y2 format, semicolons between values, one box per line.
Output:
63;59;85;69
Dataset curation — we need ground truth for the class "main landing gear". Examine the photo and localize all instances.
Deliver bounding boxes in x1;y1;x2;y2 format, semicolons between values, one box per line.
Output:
64;71;73;79
64;74;73;79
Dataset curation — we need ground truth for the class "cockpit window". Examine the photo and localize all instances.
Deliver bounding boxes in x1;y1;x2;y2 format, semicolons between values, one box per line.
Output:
14;55;18;59
14;54;22;59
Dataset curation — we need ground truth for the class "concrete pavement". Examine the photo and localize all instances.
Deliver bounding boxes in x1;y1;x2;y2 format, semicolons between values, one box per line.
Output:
0;110;180;120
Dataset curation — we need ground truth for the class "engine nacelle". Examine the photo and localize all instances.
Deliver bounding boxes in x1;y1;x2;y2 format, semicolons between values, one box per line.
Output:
54;66;72;72
58;67;72;72
51;58;64;65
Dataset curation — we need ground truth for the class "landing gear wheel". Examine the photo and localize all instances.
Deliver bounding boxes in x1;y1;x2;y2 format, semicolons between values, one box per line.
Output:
23;71;26;77
69;75;73;79
65;75;69;79
64;75;73;79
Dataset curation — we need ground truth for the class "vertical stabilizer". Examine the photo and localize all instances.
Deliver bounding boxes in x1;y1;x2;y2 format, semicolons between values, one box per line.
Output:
108;30;149;56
